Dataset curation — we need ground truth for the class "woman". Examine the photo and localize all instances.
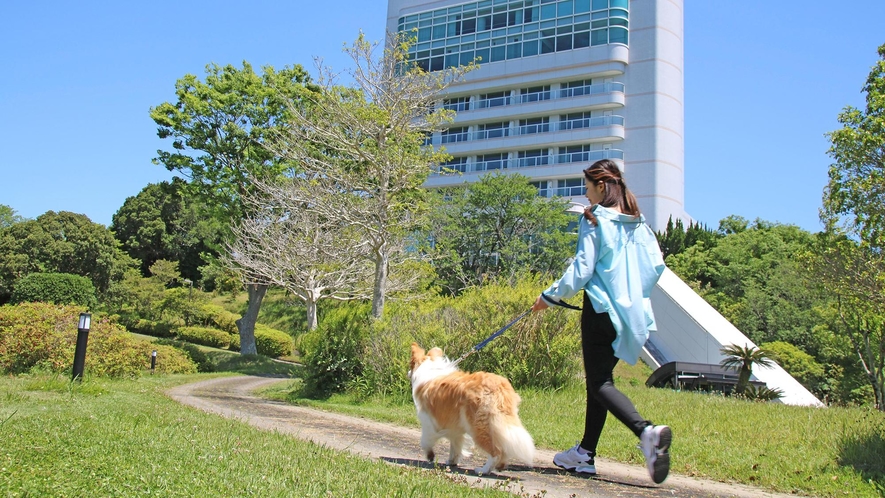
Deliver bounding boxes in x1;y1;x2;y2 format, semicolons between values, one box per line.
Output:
532;159;671;484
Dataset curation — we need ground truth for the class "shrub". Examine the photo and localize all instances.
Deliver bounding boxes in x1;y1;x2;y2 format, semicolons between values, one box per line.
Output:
255;324;293;358
228;332;240;352
154;339;214;372
128;319;174;338
176;326;231;349
0;302;196;376
10;273;97;309
197;304;239;334
300;304;371;398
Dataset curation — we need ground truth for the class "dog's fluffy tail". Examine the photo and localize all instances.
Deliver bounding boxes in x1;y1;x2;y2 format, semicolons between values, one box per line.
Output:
494;417;535;466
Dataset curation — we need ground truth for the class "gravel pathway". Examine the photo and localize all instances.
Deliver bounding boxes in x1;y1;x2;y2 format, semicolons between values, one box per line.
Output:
167;375;797;498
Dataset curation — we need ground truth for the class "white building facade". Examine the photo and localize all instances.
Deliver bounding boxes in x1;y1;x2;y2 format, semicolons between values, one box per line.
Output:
387;0;686;231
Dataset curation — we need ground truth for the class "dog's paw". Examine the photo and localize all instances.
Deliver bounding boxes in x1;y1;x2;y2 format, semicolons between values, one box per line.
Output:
425;450;435;462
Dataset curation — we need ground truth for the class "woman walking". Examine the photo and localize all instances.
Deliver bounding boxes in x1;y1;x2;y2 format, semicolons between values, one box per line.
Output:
532;159;671;484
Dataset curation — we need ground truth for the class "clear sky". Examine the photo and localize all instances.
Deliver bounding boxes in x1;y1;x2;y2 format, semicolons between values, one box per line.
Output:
2;1;883;233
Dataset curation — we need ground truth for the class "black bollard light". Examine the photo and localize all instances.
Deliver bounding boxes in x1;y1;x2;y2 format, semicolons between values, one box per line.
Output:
71;312;91;381
150;350;157;374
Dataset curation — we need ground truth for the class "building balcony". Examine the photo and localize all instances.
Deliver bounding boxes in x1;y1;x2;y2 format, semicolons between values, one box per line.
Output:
429;148;624;178
445;82;625;125
436;115;625;156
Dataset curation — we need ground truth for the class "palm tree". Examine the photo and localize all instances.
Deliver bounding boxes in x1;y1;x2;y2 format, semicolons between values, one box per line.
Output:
720;344;776;396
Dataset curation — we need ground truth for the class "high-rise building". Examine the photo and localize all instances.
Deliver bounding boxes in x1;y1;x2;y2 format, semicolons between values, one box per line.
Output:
385;0;823;407
386;0;685;231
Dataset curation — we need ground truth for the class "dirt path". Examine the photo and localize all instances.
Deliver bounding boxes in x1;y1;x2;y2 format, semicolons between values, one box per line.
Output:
167;375;796;498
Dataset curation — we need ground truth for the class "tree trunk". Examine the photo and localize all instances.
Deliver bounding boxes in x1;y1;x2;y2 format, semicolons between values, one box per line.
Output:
735;365;751;395
236;283;267;355
371;247;389;319
306;298;318;331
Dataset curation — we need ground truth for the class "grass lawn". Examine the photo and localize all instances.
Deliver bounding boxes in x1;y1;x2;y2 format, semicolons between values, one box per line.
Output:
262;361;885;498
0;372;512;497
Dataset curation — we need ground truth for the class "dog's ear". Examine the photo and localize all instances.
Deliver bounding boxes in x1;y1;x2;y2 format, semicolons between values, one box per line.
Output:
428;347;444;360
409;343;425;374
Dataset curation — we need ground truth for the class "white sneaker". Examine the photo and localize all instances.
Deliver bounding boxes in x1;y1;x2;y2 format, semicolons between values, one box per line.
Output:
640;425;671;484
553;442;596;474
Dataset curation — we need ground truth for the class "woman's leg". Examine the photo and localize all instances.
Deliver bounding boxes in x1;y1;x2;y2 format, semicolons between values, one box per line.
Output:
580;294;650;453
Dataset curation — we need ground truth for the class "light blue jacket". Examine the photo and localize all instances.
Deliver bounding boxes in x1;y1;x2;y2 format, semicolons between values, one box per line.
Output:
542;205;666;364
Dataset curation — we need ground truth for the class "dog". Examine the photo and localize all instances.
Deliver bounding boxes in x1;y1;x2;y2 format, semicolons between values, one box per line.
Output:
407;342;535;474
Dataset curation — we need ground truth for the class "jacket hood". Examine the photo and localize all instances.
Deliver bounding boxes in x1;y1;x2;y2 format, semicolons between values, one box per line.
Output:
591;204;645;225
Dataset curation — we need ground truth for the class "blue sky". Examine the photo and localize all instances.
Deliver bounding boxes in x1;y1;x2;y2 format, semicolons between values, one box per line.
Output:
2;1;883;233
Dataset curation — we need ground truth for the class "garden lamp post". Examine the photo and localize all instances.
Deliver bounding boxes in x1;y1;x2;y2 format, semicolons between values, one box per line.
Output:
71;312;91;381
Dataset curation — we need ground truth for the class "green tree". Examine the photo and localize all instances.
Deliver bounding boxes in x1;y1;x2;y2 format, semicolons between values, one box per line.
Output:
0;211;135;303
819;43;885;410
667;220;824;349
656;215;720;258
0;204;26;229
111;178;221;284
150;61;315;354
267;32;474;319
720;343;776;396
425;173;576;294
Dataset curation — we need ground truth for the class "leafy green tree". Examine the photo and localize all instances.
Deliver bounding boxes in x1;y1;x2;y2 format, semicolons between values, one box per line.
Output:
111;178;221;284
0;204;26;229
818;43;885;410
267;33;474;319
10;272;97;309
656;215;720;258
667;220;825;349
425;173;576;294
0;211;135;303
762;340;826;395
720;343;776;395
150;61;315;354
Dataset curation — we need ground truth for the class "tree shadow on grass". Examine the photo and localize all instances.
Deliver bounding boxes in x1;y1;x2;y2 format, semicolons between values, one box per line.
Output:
838;428;885;488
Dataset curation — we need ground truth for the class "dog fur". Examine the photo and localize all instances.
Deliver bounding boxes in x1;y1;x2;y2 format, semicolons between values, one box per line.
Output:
408;342;535;474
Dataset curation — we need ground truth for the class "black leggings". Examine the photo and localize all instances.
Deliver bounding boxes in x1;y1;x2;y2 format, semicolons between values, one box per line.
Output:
579;292;651;455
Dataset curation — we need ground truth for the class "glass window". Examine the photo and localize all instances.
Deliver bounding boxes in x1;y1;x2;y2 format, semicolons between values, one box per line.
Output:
574;31;590;48
524;6;539;22
523;40;539;56
507;43;522;59
610;0;627;8
541;36;555;53
493;12;508;28
556;34;572;51
460;51;476;65
591;28;607;45
591;0;607;10
540;3;556;19
418;27;431;42
462;18;477;33
433;24;447;39
610;26;627;44
490;45;506;61
508;9;523;25
476;48;491;62
558;0;573;17
430;56;444;71
574;0;591;13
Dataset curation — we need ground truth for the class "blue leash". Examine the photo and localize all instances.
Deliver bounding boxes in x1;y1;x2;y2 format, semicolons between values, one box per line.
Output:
452;308;532;366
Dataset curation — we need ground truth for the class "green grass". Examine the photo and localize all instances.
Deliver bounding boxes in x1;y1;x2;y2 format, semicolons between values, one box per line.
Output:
263;362;885;498
0;374;514;497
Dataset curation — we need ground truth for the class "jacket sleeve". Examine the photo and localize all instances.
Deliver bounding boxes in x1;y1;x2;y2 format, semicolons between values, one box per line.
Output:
543;216;598;304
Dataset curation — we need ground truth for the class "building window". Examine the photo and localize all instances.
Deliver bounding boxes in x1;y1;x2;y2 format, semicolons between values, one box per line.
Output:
477;91;511;109
477;153;508;171
442;126;469;143
399;0;628;71
518;149;550;167
520;85;551;103
518;117;550;135
438;157;468;173
557;178;585;197
443;96;470;112
476;122;510;140
531;180;550;197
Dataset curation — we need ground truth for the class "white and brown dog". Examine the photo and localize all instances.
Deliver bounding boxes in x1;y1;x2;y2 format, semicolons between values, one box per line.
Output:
408;342;535;474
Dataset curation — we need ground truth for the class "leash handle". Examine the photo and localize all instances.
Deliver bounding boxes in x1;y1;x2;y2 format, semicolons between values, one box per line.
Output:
453;308;532;366
541;293;582;311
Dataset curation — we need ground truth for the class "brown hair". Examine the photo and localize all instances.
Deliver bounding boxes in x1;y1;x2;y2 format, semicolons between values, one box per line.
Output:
583;159;640;218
